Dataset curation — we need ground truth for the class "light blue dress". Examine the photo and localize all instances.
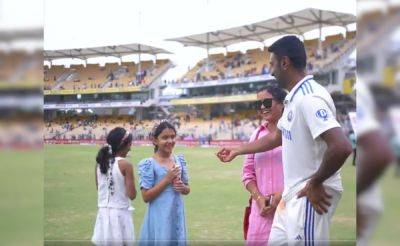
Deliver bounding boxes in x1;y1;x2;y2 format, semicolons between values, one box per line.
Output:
138;155;189;246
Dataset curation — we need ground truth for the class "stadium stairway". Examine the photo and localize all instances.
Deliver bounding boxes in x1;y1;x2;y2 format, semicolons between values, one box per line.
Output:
147;61;174;89
318;39;356;74
100;78;113;88
52;71;78;90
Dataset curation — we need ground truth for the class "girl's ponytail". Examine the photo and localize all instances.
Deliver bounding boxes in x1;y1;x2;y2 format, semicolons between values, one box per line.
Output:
96;144;113;174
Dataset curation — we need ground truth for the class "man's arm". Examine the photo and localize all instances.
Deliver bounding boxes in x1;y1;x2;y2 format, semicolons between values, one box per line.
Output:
298;127;352;214
357;130;394;195
217;129;282;162
309;127;353;184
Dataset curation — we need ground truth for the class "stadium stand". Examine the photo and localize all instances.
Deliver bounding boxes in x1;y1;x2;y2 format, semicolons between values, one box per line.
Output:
178;48;269;83
44;8;357;143
44;59;171;91
44;104;353;141
0;50;42;86
44;114;258;141
176;33;355;84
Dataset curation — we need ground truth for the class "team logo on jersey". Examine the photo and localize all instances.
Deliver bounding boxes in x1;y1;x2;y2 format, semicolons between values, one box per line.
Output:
316;109;328;121
287;111;293;122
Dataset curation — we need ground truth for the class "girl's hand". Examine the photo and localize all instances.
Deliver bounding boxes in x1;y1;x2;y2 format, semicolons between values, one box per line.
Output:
172;180;187;194
166;166;180;183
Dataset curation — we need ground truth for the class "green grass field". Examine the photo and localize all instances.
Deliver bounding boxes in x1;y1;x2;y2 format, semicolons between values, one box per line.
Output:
371;165;400;246
0;150;43;246
44;144;356;244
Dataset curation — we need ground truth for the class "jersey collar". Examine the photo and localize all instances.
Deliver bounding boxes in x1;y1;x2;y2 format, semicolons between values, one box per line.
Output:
284;75;314;104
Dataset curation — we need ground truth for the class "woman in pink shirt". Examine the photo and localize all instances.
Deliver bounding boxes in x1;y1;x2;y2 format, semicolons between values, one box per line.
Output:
242;85;286;245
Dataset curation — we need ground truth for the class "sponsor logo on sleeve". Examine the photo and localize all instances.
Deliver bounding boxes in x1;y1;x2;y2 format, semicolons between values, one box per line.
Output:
316;109;328;121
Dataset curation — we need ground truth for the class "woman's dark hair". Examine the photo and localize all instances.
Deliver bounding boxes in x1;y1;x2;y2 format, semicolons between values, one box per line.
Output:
150;121;176;153
96;127;133;174
257;84;287;104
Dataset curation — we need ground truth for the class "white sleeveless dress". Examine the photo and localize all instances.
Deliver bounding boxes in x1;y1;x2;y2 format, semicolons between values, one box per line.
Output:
91;157;135;246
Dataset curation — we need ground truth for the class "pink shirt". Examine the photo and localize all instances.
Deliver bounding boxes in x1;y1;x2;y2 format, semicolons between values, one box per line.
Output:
242;123;284;244
242;123;284;195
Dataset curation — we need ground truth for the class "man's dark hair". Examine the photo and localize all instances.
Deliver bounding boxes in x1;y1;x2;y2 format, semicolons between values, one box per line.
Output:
268;35;307;70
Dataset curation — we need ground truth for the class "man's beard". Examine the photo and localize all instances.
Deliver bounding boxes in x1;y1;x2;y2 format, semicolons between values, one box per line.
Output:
276;77;287;89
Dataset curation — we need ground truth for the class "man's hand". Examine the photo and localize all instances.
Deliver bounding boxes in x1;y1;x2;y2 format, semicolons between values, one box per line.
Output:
216;147;238;162
297;180;332;215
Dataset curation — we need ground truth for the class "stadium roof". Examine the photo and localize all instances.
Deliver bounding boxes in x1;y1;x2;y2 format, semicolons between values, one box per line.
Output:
44;43;172;61
0;28;43;42
166;8;356;49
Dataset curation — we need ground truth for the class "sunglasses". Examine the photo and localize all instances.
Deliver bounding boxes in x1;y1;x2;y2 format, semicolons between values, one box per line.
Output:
255;98;273;109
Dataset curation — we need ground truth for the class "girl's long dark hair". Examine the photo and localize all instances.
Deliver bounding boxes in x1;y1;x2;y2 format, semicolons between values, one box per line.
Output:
96;127;133;174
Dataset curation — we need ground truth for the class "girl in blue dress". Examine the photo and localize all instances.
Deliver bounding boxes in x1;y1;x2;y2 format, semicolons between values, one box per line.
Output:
138;121;190;246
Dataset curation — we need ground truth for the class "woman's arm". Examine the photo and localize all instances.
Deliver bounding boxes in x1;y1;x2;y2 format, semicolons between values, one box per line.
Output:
245;181;262;200
246;181;269;217
242;150;256;190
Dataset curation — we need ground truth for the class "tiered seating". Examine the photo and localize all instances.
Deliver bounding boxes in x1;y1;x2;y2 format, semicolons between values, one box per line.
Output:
0;51;42;86
143;59;170;85
44;59;171;91
177;115;259;140
180;48;269;83
0;116;42;147
44;115;154;140
0;51;24;80
305;33;356;72
44;65;67;89
44;112;261;141
179;33;356;83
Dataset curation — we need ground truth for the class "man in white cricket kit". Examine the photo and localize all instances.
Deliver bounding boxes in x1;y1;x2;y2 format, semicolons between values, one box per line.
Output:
217;36;352;245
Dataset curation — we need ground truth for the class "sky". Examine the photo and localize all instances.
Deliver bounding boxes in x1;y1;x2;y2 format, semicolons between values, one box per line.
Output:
2;0;359;79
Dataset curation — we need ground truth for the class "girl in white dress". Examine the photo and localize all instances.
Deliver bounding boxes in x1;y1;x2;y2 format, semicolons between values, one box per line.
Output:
92;127;137;246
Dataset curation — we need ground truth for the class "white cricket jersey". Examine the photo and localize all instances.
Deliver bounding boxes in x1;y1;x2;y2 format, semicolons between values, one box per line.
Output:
277;75;343;201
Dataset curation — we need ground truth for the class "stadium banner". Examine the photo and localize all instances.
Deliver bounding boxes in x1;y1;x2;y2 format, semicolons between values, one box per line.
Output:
170;74;274;89
342;78;355;94
44;139;245;147
44;86;142;95
170;93;257;105
44;100;142;109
